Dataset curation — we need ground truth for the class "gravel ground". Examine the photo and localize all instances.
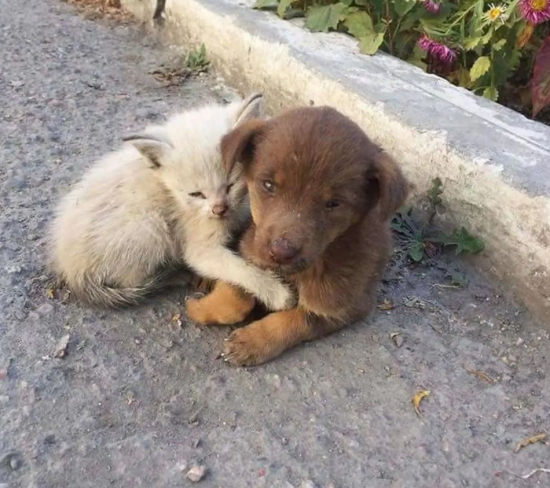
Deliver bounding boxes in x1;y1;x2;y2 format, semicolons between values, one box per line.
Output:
1;1;549;487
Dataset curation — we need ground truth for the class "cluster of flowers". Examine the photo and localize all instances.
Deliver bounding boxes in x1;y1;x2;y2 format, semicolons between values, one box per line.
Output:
418;0;550;65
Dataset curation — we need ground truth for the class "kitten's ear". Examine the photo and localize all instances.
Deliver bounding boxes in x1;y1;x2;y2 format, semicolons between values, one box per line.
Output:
221;119;265;174
123;132;173;168
233;93;264;127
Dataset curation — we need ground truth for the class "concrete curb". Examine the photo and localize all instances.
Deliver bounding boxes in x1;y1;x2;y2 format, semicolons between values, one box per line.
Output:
122;0;550;323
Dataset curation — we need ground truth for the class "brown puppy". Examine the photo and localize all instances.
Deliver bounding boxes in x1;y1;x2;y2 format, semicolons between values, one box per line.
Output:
186;106;409;366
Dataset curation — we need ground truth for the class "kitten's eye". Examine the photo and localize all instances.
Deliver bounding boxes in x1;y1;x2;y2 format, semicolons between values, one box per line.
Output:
189;192;206;199
226;183;234;193
263;180;275;193
325;199;340;210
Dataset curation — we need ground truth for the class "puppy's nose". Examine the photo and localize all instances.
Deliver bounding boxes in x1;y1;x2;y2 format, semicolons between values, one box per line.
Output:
269;238;299;264
212;203;228;216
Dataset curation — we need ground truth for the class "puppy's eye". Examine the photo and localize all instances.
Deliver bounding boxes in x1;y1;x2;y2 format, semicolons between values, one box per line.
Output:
189;192;206;199
263;180;275;193
226;183;234;193
325;200;340;210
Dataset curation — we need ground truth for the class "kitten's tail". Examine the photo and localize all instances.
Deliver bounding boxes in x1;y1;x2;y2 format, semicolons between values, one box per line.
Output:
69;269;191;308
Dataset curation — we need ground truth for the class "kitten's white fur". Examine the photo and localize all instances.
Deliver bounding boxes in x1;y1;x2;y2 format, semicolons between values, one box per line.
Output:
49;94;293;310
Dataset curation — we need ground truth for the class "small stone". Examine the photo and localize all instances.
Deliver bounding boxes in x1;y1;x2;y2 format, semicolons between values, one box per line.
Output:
299;480;316;488
516;338;524;346
186;465;206;482
10;455;21;471
14;310;27;321
390;332;404;348
0;369;6;380
53;334;70;359
1;452;23;471
36;303;54;315
134;338;141;345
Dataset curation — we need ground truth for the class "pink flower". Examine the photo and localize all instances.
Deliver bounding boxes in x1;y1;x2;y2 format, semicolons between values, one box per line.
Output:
418;35;457;65
422;0;441;14
519;0;550;24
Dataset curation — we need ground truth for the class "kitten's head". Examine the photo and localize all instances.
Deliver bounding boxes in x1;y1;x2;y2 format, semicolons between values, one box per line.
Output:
124;93;264;220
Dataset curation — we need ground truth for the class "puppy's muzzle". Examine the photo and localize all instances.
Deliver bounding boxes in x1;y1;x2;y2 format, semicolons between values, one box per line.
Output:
269;237;300;265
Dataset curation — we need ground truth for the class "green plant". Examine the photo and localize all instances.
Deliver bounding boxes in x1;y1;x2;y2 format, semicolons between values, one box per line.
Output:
254;0;550;118
391;178;485;264
185;44;210;72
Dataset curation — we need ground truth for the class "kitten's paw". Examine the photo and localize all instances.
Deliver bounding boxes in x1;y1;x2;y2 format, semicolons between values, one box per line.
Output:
223;326;271;367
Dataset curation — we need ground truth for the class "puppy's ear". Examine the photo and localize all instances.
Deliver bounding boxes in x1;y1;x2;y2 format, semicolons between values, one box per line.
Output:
367;150;409;221
233;93;264;127
123;132;173;168
221;119;265;174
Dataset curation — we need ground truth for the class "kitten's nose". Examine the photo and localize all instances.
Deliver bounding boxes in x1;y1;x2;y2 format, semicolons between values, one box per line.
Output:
212;203;228;216
269;238;299;264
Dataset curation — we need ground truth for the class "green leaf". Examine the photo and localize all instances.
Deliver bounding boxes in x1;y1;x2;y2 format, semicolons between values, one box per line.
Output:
532;36;550;117
483;86;498;101
305;3;347;33
470;56;491;81
343;11;374;39
359;31;386;55
431;227;485;255
446;269;468;287
394;0;416;17
463;37;482;50
277;0;292;18
354;0;368;5
428;177;443;208
408;241;425;262
493;38;507;51
253;0;278;9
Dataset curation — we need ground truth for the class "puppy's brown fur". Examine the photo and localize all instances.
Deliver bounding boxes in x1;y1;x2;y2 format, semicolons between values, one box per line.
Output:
186;107;409;365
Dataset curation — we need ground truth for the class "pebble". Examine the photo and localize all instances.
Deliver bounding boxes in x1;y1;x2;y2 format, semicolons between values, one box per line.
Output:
53;334;70;359
14;310;27;321
9;455;21;471
186;465;206;482
36;303;54;315
299;480;316;488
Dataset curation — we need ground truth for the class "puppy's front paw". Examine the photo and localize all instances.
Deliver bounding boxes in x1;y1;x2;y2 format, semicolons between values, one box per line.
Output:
185;297;211;325
223;326;272;367
185;283;255;326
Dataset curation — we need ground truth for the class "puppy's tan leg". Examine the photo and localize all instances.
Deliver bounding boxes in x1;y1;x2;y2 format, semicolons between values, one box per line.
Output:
186;281;255;325
223;309;343;366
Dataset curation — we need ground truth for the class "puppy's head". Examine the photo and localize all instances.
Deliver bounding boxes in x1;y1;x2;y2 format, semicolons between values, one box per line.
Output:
222;106;409;274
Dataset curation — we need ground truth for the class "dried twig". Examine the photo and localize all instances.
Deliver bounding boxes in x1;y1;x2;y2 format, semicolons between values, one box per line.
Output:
462;365;495;384
511;468;550;479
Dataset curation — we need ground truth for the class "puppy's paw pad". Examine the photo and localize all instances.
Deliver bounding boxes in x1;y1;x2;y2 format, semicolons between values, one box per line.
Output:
223;328;265;367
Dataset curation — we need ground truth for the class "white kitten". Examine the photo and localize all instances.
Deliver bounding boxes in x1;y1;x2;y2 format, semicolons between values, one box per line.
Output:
49;94;293;310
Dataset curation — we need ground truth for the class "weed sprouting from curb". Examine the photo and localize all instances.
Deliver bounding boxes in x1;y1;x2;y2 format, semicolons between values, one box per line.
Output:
185;44;210;73
391;178;485;284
